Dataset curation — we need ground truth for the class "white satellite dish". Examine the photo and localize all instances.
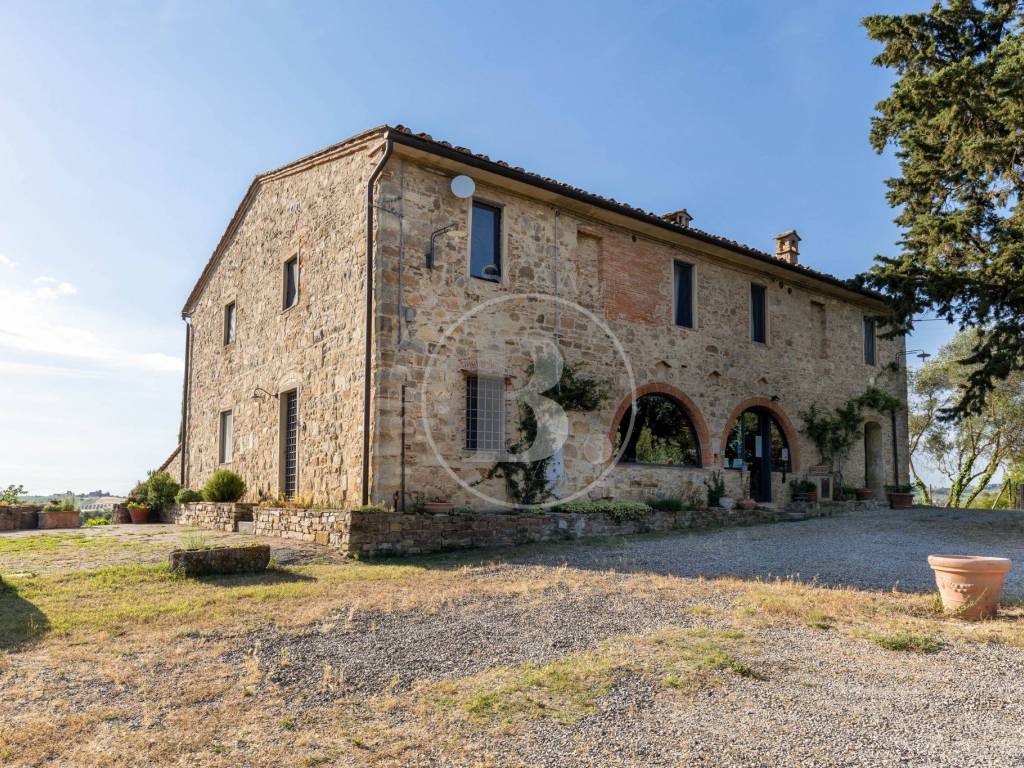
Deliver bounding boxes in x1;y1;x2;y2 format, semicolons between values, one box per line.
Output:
450;175;476;199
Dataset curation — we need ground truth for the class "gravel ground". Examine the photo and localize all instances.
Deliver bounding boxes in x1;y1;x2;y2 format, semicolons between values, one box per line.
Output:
513;506;1024;598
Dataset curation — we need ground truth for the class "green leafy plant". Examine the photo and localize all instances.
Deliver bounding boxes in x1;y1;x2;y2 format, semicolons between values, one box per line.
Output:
351;504;388;513
789;479;817;501
128;470;181;512
41;499;76;512
126;501;149;510
885;484;914;494
648;497;684;512
703;471;726;508
84;517;110;527
1;484;25;504
175;488;203;504
201;469;246;502
552;500;650;523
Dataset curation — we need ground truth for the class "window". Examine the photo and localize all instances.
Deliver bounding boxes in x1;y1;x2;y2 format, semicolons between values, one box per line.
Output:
724;410;791;474
615;393;701;466
470;202;501;281
283;256;299;310
281;390;298;499
218;410;233;464
751;284;767;343
223;302;236;345
465;375;505;451
673;261;694;328
863;317;876;365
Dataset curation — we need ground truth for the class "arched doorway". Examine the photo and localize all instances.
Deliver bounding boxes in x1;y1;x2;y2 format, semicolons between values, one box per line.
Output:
724;407;793;502
864;421;885;499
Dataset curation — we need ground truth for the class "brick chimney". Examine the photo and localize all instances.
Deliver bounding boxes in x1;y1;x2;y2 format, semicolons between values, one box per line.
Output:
664;209;693;228
775;230;801;265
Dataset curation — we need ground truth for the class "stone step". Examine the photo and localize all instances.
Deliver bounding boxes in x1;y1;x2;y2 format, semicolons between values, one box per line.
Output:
235;521;254;534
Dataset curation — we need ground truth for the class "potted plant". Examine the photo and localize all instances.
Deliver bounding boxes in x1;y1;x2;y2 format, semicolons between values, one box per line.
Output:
885;484;915;509
855;487;874;501
928;554;1012;620
127;501;151;524
789;478;817;503
39;498;79;529
422;495;453;514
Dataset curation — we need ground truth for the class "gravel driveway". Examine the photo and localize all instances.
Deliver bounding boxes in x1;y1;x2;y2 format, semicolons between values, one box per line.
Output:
515;505;1024;598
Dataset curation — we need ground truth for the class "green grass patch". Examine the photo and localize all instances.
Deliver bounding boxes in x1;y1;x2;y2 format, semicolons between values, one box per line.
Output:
0;533;106;555
868;631;941;653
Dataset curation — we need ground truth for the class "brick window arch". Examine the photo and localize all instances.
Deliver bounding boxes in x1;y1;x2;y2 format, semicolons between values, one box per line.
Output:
609;383;712;468
720;397;801;473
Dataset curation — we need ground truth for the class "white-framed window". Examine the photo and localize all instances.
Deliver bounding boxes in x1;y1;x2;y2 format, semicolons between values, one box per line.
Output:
218;410;233;464
465;375;505;451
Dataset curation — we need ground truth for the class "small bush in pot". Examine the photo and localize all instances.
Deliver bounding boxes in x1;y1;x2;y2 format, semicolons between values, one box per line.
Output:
422;496;452;514
202;469;246;502
885;484;915;509
175;488;203;504
703;471;726;508
126;500;151;524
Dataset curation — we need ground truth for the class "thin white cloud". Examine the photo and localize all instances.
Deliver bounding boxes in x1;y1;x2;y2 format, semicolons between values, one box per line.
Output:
0;253;17;270
33;276;78;300
0;361;102;379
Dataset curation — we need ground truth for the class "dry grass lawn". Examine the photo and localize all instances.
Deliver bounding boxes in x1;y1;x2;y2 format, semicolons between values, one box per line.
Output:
1;526;1022;767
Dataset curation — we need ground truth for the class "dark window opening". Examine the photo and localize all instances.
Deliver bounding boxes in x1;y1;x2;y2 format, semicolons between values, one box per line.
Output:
751;284;767;343
223;302;236;345
863;317;876;365
616;393;701;467
470;202;501;281
218;410;233;464
282;390;298;499
283;257;299;310
673;261;694;328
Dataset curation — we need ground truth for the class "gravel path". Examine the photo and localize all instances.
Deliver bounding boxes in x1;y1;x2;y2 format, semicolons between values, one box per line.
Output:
514;506;1024;598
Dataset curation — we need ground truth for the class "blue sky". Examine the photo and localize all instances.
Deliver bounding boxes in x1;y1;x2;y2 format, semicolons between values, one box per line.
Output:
0;0;952;494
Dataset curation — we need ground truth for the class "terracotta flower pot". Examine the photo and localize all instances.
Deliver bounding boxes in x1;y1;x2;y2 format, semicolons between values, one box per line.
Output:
423;501;452;514
888;492;914;509
737;498;756;510
855;488;873;501
928;554;1012;620
128;506;151;524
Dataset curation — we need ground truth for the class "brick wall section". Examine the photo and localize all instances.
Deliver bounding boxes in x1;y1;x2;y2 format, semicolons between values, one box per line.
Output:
163;502;255;532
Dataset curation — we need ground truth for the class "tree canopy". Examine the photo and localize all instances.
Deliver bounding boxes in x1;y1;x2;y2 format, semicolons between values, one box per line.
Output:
858;1;1024;415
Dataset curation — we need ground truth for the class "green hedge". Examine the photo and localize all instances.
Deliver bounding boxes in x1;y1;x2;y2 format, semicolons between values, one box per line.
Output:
201;469;246;502
552;500;650;522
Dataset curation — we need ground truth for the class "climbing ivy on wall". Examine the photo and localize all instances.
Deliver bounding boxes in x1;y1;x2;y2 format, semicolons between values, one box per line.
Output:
800;386;901;489
478;361;610;507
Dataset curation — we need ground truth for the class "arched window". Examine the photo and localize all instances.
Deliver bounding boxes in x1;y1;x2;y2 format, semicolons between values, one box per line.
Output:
724;408;792;502
616;394;701;466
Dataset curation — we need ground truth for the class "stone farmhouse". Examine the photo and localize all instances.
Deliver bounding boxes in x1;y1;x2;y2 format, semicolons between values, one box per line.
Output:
177;125;910;511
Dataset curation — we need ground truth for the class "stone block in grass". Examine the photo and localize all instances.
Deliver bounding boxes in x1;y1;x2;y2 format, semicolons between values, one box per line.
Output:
169;544;270;576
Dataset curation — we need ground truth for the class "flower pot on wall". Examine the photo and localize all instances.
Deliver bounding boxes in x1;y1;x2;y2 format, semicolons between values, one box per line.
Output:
928;555;1012;620
128;505;151;524
888;492;914;509
423;501;453;515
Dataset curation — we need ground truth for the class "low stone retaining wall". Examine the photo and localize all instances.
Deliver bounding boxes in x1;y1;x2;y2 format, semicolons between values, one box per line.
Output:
37;510;80;529
0;504;42;531
163;502;254;532
159;499;876;559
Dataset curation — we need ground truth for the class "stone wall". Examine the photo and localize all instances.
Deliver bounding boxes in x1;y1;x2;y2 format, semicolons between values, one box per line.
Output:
163;502;254;532
251;506;348;545
182;132;383;505
0;504;42;531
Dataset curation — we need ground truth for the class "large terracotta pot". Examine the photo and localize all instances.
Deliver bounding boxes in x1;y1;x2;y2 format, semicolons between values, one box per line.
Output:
888;492;914;509
128;506;151;524
928;554;1012;620
855;488;873;501
423;501;453;514
737;498;756;511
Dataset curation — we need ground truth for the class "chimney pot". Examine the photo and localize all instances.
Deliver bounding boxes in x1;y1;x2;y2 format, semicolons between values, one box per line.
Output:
664;209;693;228
775;230;801;265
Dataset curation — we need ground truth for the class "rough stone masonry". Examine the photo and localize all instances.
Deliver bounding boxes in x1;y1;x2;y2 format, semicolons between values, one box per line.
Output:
178;125;909;512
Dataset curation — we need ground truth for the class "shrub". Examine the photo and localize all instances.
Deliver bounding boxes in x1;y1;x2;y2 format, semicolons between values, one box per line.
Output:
41;499;76;512
128;470;180;511
175;488;203;504
553;500;650;522
80;509;112;525
703;471;726;507
202;469;246;502
648;497;684;512
84;517;110;526
1;484;25;504
351;504;388;513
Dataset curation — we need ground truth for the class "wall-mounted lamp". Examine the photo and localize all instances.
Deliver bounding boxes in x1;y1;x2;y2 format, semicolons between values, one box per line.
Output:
426;223;463;269
252;387;279;400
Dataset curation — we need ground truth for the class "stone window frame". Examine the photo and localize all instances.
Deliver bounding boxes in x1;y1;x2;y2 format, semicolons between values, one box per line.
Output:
462;372;508;455
749;281;769;346
218;409;234;465
223;300;237;347
281;251;301;313
671;258;697;330
465;194;507;286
